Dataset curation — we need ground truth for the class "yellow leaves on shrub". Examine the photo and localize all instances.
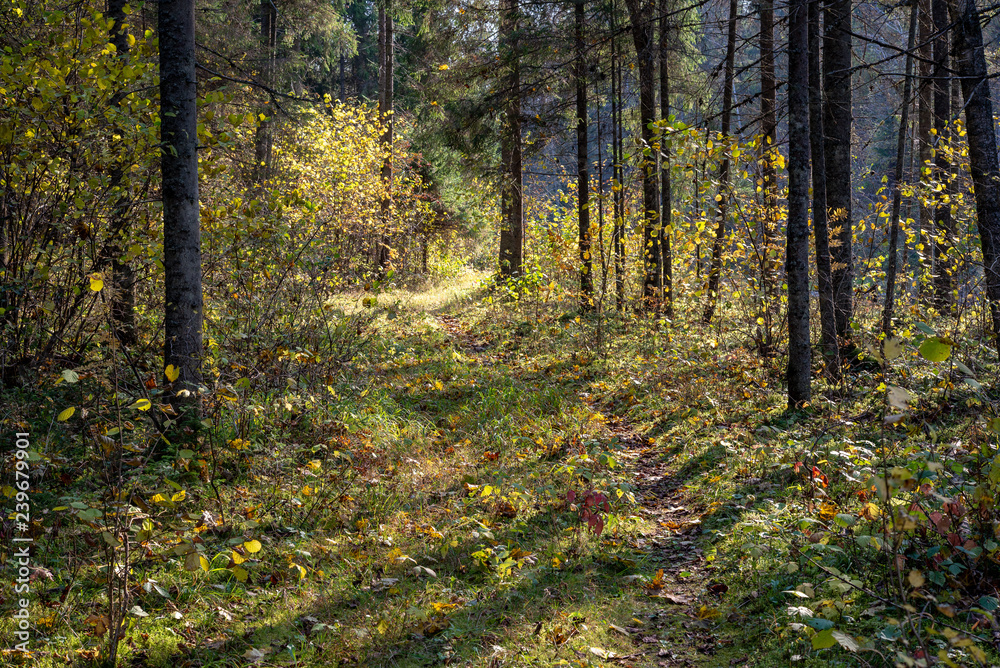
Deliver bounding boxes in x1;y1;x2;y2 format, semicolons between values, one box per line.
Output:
165;364;180;382
57;407;75;421
88;273;104;291
244;539;262;554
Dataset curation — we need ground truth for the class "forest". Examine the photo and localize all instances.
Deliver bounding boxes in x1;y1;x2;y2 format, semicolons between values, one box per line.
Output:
3;0;1000;664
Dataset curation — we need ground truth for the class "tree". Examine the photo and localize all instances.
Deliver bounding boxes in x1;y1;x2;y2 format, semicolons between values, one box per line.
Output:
824;0;853;337
880;2;917;337
498;0;524;279
107;0;137;347
377;0;395;275
254;0;277;181
577;0;593;309
624;0;660;309
758;0;777;339
787;0;811;407
611;8;626;310
659;0;673;317
947;0;1000;353
932;0;953;308
160;0;203;412
808;0;840;376
702;0;737;324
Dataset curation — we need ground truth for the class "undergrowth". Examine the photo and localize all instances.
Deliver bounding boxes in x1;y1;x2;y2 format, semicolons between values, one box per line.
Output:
2;272;999;667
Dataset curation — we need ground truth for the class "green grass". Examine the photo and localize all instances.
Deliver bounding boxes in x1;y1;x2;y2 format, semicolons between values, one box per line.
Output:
2;277;998;667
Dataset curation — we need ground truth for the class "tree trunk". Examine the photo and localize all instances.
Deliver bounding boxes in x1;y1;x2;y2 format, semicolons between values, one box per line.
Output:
787;0;811;407
107;0;136;347
159;0;203;414
576;0;593;310
932;0;952;308
809;0;840;377
881;2;918;337
625;0;660;310
498;0;523;279
340;51;346;102
377;1;394;276
659;0;673;317
824;0;853;336
759;0;777;330
702;0;737;324
917;0;933;295
611;21;625;310
254;0;276;181
947;0;1000;352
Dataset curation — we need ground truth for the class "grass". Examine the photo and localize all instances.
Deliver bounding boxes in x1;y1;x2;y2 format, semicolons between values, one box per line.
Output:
2;272;998;667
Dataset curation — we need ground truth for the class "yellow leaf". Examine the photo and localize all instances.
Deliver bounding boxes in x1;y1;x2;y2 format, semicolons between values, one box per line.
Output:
232;550;246;565
165;364;180;382
908;569;925;587
130;398;152;411
438;64;449;70
89;273;104;292
715;194;722;202
244;539;262;554
58;407;76;421
171;490;186;502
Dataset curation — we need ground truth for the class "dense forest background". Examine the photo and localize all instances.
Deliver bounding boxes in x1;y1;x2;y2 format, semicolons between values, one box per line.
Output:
4;0;1000;665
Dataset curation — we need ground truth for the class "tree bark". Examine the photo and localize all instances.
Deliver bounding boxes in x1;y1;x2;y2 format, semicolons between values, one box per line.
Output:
702;0;737;324
254;0;276;181
881;2;918;337
159;0;203;413
498;0;523;279
625;0;660;310
659;0;673;317
759;0;777;294
377;0;394;276
576;0;593;310
823;0;853;336
787;0;811;407
917;0;933;295
809;0;840;377
932;0;952;308
107;0;136;347
947;0;1000;353
611;21;625;310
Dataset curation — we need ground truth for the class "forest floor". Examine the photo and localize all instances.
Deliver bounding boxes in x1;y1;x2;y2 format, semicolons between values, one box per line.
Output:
4;270;999;667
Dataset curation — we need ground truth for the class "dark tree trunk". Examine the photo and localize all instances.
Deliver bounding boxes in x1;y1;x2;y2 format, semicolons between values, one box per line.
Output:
625;0;660;310
702;0;737;324
377;1;394;276
611;23;625;310
809;0;840;377
917;0;933;294
340;51;346;102
756;0;777;352
659;0;673;317
947;0;1000;353
254;0;276;181
159;0;203;411
107;0;136;347
824;0;853;336
498;0;523;279
576;0;593;310
759;0;777;274
932;0;953;308
881;2;918;337
787;0;811;407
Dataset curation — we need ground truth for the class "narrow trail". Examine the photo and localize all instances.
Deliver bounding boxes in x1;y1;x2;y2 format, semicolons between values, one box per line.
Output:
436;311;733;666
